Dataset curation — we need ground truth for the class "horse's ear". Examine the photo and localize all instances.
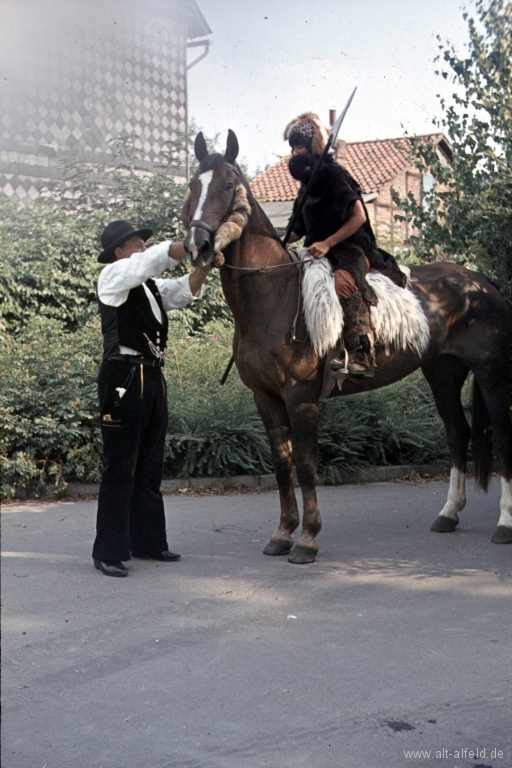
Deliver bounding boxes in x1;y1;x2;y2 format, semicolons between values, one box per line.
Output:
194;132;208;162
224;129;239;164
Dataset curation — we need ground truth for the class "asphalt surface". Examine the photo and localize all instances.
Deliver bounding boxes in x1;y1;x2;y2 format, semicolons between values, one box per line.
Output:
2;478;511;768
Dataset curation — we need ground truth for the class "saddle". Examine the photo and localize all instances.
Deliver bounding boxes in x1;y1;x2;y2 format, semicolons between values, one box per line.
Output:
298;253;429;397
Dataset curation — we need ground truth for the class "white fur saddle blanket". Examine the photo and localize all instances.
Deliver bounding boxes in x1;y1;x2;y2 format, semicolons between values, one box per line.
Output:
298;250;430;358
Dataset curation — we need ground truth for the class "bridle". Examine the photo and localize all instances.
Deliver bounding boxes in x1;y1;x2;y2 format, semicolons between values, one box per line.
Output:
189;161;242;237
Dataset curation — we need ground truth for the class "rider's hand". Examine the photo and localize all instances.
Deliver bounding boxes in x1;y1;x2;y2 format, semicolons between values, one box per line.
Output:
211;252;225;268
308;241;330;259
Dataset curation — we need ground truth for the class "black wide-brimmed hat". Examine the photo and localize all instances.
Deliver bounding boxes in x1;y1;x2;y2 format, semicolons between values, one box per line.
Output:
98;220;154;263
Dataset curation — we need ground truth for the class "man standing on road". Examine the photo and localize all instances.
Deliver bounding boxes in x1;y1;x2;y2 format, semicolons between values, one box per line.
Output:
92;220;224;577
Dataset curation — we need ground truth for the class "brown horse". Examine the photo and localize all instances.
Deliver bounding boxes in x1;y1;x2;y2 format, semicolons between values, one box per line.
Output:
183;130;512;563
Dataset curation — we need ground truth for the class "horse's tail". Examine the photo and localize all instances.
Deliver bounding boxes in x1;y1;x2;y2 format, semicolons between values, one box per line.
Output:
471;378;493;491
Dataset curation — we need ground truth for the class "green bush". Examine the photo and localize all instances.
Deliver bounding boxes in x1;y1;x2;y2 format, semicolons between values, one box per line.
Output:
318;378;451;483
0;314;455;498
0;317;272;497
0;198;100;333
0;317;103;499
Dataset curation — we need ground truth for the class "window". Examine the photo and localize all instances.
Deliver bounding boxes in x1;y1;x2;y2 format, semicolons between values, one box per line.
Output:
422;173;435;210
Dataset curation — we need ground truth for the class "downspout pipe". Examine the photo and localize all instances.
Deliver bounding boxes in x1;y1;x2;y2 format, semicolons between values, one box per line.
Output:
186;39;211;71
185;38;211;180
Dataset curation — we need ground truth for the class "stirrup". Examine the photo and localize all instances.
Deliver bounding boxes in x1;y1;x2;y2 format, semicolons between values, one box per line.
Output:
331;348;377;379
347;364;377;379
330;348;349;376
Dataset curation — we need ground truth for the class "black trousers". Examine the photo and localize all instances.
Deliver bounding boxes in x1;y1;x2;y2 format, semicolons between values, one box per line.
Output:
92;359;169;562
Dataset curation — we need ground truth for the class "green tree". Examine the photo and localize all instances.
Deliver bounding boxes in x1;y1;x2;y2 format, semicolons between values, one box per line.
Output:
394;0;512;301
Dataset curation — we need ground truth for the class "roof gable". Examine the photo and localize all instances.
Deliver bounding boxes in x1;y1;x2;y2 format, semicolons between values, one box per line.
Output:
250;133;450;202
172;0;212;39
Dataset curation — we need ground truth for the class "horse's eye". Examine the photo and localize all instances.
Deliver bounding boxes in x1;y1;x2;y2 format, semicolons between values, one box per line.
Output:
226;182;234;191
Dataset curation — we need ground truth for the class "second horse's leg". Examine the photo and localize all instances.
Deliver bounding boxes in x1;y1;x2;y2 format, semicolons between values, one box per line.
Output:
463;325;512;543
422;355;470;533
472;376;512;544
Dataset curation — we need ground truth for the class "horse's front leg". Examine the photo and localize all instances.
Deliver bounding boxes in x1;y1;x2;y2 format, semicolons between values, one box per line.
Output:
254;393;300;556
287;397;322;564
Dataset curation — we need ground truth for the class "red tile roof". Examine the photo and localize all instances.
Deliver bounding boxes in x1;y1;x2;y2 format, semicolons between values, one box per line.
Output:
250;133;448;202
251;155;300;203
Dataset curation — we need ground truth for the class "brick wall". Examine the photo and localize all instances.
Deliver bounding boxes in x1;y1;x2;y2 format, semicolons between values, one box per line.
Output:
367;169;422;250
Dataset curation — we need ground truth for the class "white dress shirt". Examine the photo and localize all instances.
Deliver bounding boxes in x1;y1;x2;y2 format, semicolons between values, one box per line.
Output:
97;241;204;355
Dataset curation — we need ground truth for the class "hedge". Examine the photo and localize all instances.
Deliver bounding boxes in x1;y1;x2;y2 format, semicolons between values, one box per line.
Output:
0;315;454;500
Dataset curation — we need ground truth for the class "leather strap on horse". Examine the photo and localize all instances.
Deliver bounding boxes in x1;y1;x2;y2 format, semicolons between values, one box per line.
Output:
224;161;241;177
289;261;308;343
190;161;243;240
252;199;305;341
189;219;216;235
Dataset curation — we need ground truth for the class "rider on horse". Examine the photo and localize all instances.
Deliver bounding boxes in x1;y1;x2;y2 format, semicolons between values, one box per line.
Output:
284;112;406;377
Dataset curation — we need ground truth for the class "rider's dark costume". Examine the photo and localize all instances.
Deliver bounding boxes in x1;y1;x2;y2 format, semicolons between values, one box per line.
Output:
290;156;406;306
284;111;405;376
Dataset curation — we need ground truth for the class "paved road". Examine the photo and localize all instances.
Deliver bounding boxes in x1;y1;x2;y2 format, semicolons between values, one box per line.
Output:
2;478;511;768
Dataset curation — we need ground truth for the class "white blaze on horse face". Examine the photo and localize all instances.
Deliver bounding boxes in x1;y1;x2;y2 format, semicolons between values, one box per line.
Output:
437;467;467;521
498;477;512;528
189;170;213;260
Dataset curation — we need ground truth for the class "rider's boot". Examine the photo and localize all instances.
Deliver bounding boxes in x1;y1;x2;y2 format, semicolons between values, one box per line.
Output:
331;291;377;378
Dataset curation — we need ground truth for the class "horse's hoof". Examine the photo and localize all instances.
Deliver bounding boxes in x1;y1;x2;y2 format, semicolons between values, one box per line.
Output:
263;539;293;556
430;516;458;533
491;525;512;544
288;545;317;564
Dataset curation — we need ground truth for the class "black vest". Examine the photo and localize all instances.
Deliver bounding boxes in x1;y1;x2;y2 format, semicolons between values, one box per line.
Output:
98;278;169;361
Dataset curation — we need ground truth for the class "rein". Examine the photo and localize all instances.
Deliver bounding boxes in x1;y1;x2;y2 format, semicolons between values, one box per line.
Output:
219;229;313;346
222;198;314;271
218;199;313;343
222;257;314;272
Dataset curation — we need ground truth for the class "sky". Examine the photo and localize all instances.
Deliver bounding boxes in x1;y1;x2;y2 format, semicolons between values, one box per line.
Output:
187;0;471;174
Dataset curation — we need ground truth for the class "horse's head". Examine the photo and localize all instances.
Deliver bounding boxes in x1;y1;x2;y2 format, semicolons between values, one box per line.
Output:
183;129;251;267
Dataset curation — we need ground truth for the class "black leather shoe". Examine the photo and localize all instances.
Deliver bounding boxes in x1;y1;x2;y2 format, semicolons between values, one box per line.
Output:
93;559;128;577
132;550;181;561
155;550;181;561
